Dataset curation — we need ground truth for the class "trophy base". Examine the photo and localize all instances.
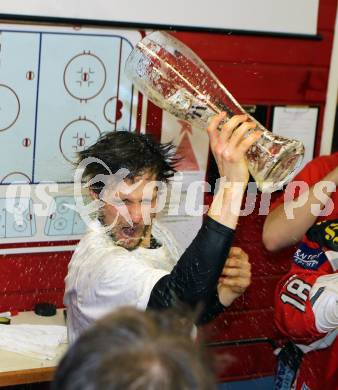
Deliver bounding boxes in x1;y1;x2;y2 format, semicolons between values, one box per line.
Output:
253;147;304;193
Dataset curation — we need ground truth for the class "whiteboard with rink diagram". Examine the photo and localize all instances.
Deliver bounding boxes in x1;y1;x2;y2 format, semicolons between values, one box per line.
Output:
0;23;145;251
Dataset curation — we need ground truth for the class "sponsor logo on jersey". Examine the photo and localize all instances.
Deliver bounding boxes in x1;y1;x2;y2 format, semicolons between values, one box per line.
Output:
293;243;327;270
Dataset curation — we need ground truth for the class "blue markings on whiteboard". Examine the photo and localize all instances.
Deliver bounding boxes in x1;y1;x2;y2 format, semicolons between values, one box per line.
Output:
0;197;36;238
44;196;87;236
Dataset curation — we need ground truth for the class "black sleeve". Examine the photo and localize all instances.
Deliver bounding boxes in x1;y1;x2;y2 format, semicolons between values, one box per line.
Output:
147;216;234;322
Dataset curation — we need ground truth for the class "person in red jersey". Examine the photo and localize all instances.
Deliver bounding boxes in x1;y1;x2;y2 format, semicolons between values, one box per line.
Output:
263;153;338;390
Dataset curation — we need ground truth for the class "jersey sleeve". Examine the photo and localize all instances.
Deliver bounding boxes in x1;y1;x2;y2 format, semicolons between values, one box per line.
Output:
275;218;338;342
274;273;324;343
310;273;338;333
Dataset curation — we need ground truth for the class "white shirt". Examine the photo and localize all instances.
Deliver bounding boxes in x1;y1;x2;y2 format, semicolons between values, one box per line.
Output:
64;220;182;343
295;272;338;355
311;272;338;334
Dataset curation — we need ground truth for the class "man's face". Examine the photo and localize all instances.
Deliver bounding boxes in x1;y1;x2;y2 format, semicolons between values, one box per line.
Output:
97;173;158;250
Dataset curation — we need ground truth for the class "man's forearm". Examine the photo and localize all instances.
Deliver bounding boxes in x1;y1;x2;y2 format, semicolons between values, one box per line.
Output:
263;182;335;251
208;181;246;229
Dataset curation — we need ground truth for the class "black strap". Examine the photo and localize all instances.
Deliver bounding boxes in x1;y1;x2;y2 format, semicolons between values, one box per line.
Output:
275;342;304;390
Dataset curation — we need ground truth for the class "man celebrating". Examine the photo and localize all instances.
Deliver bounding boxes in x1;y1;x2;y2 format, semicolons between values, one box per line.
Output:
64;113;260;342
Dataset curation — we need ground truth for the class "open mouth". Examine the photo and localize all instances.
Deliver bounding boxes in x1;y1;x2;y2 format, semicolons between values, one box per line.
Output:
121;226;139;238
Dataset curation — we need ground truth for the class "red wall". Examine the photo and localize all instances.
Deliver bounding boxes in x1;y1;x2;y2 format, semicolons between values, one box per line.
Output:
0;0;336;382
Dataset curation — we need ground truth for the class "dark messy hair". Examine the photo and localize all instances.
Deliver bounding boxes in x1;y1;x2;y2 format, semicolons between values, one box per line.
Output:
52;307;216;390
77;131;179;194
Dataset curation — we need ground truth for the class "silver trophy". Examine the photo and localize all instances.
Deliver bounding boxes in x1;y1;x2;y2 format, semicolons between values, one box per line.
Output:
125;31;304;192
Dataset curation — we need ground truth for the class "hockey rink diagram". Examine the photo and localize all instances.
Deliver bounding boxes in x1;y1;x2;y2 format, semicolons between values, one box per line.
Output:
0;27;140;184
0;25;143;245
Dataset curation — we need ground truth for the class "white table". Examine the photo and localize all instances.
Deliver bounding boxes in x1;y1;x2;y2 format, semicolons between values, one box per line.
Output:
0;309;68;387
